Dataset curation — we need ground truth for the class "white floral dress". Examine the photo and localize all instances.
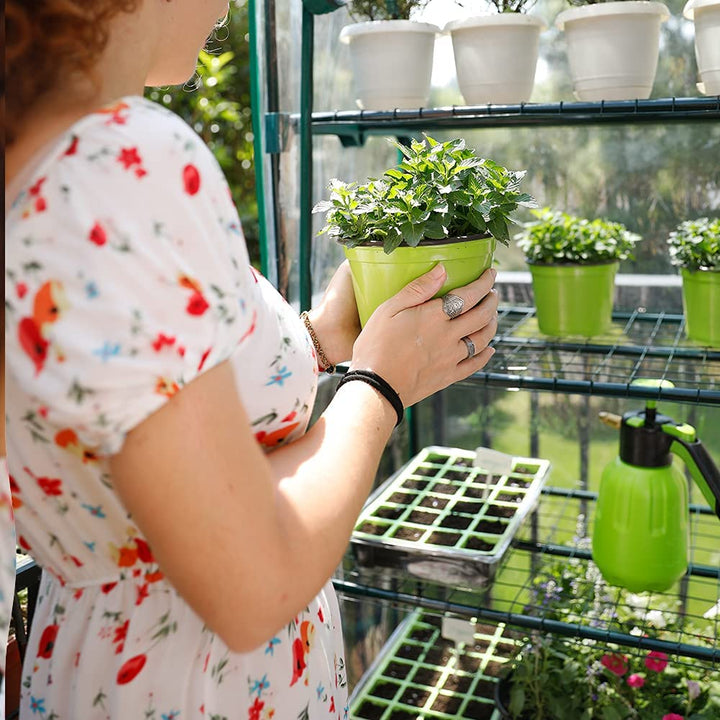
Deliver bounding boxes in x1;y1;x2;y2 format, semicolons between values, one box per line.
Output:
5;97;348;720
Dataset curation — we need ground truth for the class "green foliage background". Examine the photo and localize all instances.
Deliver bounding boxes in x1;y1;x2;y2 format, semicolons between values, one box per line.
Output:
145;0;259;266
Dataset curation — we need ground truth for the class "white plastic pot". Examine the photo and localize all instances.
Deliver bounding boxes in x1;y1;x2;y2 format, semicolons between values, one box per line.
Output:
339;20;439;110
555;1;670;101
445;14;546;105
684;0;720;95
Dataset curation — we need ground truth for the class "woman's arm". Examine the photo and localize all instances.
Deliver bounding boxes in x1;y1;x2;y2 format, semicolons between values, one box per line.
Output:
110;265;498;653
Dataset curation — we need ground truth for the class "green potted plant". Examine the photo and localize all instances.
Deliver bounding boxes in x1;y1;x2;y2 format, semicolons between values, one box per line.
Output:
555;0;670;101
314;135;535;325
667;217;720;347
339;0;439;110
445;0;546;105
496;531;720;719
515;208;640;337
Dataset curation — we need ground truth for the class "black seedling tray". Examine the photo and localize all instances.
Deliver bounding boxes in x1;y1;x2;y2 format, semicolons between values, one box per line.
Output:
352;446;550;587
350;610;520;720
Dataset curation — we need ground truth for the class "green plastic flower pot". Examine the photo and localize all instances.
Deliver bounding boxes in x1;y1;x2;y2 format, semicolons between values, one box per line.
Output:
681;268;720;347
528;261;618;337
343;235;496;327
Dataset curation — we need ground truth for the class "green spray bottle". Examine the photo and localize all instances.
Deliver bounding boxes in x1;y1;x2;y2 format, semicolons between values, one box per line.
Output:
592;380;720;593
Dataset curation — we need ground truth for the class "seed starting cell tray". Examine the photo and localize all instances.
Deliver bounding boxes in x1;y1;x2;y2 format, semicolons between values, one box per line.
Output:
350;610;520;720
352;446;550;587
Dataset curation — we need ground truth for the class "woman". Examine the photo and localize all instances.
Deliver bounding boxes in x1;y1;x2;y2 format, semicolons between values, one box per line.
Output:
4;1;499;717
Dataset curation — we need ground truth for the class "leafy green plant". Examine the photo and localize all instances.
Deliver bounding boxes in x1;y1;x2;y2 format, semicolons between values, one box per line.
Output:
313;135;535;254
500;523;720;720
457;0;538;14
516;208;640;265
667;217;720;272
567;0;637;6
347;0;432;21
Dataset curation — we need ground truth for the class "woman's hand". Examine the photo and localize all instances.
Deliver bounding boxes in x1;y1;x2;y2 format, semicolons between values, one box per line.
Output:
306;261;360;369
348;264;498;407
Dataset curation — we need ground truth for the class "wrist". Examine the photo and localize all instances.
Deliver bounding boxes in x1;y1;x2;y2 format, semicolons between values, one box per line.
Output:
301;309;336;373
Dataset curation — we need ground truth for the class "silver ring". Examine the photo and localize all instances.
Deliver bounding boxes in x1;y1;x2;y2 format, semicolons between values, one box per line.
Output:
442;293;464;319
462;336;476;359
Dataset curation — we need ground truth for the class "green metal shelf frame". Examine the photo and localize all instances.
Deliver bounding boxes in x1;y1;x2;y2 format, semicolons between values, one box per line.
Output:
310;96;720;147
334;486;720;666
283;0;720;677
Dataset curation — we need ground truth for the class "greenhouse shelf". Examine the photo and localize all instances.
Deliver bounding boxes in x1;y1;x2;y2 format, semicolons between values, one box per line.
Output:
349;609;520;720
307;97;720;146
469;307;720;405
334;485;720;670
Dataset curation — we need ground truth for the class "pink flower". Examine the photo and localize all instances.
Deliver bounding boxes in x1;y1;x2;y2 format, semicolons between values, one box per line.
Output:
645;650;669;672
627;674;645;688
662;714;684;720
601;653;628;677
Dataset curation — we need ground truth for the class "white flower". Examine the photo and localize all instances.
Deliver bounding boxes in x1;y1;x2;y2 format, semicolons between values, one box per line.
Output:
646;610;666;629
626;593;651;610
630;626;643;637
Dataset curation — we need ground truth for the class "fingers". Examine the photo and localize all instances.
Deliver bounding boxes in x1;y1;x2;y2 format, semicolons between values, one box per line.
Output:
438;267;497;320
457;312;498;365
382;264;447;316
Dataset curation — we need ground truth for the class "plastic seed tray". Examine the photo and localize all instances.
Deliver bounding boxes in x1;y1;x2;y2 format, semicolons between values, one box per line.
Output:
350;610;520;720
352;446;551;587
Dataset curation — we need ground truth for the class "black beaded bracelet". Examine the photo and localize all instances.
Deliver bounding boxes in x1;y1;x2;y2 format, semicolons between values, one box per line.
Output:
335;369;405;427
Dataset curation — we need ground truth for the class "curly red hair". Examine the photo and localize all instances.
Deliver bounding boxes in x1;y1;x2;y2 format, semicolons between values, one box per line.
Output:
4;0;139;146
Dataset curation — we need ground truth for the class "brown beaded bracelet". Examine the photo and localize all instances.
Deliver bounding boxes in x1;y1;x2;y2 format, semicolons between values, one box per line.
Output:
300;311;336;374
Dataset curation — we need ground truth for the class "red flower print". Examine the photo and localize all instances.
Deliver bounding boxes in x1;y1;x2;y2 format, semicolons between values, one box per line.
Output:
73;589;84;600
645;650;669;672
117;545;139;567
38;624;59;659
255;422;300;449
627;673;645;688
248;698;265;720
117;654;147;684
38;406;48;418
89;222;107;246
97;101;129;124
197;348;211;372
29;177;46;196
16;282;27;299
329;696;335;713
151;333;176;352
317;606;324;623
134;537;154;563
155;377;180;398
183;164;201;195
64;135;79;156
601;653;628;677
35;197;47;213
101;582;118;594
145;570;164;584
290;637;307;686
282;411;297;423
113;620;129;654
19;317;49;375
186;291;209;316
135;583;149;606
37;476;63;496
69;555;83;567
18;535;31;551
135;167;147;179
117;147;142;170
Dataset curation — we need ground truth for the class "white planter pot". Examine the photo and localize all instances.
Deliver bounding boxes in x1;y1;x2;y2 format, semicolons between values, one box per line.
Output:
684;0;720;95
555;1;670;101
339;20;439;110
445;14;546;105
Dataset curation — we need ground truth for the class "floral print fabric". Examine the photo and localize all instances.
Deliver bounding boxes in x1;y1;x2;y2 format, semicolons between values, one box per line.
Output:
5;97;347;719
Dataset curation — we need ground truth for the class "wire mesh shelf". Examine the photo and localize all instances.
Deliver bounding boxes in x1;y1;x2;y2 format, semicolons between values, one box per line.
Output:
335;485;720;671
465;307;720;405
310;97;720;146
